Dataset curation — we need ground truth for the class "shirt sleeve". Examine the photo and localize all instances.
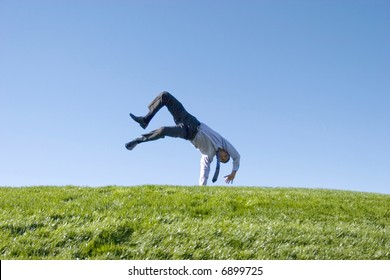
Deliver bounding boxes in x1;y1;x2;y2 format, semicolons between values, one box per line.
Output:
222;139;240;172
199;154;212;185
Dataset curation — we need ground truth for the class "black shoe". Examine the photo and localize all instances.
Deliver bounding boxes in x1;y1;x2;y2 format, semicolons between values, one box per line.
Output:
125;140;138;151
130;113;148;129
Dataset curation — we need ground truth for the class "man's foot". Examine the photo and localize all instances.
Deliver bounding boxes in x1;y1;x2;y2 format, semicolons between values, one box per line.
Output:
130;113;148;129
125;140;138;151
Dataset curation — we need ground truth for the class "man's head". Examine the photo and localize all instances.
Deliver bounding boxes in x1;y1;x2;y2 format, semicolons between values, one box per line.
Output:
218;149;230;163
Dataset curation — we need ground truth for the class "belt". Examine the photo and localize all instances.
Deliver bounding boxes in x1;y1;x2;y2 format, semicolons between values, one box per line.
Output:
187;122;201;141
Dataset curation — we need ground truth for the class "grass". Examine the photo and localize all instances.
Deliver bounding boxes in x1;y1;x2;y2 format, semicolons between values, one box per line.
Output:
0;185;389;260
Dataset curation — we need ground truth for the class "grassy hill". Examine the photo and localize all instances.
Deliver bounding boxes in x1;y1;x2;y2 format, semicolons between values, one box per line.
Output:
0;186;388;260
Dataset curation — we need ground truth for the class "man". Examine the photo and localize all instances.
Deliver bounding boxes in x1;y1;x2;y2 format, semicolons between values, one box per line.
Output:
125;91;240;186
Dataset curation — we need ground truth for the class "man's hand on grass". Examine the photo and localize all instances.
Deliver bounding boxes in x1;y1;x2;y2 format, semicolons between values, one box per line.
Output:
224;171;237;184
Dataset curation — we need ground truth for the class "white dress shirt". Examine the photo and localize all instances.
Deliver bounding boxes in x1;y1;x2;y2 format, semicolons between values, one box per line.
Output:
190;122;240;185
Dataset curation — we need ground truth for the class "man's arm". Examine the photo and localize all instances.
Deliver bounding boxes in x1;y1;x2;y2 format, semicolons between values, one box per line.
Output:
223;139;240;183
199;155;211;186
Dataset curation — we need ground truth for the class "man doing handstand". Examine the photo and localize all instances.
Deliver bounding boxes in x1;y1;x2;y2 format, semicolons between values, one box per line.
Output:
125;91;240;186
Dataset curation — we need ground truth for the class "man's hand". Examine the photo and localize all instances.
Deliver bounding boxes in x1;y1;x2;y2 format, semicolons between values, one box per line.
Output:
224;171;237;184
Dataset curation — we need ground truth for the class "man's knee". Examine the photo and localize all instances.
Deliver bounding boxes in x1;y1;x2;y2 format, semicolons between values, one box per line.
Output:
156;126;167;135
141;127;167;141
160;91;172;104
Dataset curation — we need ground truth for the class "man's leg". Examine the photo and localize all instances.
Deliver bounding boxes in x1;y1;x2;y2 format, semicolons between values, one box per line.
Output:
130;91;195;129
125;124;187;150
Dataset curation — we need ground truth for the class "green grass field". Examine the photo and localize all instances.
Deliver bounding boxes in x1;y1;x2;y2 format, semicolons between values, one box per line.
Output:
0;186;389;260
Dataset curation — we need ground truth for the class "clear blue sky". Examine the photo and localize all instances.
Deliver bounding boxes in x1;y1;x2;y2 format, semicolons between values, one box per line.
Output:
1;0;389;194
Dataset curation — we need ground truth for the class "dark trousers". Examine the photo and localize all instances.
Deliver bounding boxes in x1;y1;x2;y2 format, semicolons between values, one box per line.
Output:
137;92;200;143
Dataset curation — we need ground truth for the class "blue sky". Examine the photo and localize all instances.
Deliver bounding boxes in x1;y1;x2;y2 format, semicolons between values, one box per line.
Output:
1;0;389;194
